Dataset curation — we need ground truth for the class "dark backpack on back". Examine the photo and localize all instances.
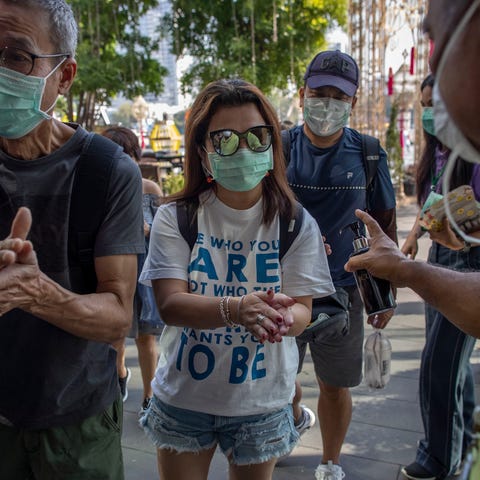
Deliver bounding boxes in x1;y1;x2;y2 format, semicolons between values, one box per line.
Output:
0;133;121;295
68;133;121;294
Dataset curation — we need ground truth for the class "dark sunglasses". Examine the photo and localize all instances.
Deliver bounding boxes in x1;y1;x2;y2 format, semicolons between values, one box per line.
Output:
209;125;273;157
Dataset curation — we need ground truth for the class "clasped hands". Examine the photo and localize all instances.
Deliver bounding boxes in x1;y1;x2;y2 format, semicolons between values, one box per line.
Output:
0;207;39;316
233;289;297;344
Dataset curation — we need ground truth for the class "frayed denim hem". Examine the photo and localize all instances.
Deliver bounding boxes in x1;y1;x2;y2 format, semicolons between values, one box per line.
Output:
140;410;217;454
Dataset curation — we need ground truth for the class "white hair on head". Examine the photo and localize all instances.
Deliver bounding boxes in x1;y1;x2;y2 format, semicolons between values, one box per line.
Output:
5;0;78;56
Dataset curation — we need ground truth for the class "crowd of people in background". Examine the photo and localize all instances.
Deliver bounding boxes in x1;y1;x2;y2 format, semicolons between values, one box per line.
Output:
0;0;479;479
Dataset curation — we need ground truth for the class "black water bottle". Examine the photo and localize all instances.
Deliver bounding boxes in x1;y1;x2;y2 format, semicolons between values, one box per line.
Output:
346;221;396;315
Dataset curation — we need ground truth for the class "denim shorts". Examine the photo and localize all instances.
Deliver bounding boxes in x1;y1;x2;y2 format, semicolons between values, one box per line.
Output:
140;396;299;465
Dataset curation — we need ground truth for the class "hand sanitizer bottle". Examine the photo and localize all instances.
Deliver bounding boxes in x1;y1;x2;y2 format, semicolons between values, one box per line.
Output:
345;221;396;315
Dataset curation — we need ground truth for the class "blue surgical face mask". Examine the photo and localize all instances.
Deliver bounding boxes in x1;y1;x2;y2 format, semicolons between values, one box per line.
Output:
0;60;65;139
303;97;352;137
205;147;273;192
421;107;435;136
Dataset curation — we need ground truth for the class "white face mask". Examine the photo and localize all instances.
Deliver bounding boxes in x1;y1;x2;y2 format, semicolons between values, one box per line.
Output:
433;85;479;166
303;97;351;137
435;0;480;244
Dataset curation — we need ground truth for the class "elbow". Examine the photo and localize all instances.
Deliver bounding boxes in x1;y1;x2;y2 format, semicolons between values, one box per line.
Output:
109;309;133;343
158;298;183;326
158;306;177;326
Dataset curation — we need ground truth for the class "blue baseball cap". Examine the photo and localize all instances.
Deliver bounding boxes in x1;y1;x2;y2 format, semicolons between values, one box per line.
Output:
304;50;359;97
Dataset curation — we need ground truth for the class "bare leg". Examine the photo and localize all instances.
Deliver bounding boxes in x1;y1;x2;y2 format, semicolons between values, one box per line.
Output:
229;458;277;480
317;377;352;464
135;334;158;400
157;447;215;480
113;340;127;379
291;379;303;423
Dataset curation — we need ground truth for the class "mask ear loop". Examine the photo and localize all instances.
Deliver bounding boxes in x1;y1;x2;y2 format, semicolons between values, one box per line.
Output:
40;57;69;117
201;146;215;183
442;148;480;245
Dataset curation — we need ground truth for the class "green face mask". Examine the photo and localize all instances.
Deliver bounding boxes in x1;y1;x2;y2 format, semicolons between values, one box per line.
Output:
206;147;273;192
422;107;435;137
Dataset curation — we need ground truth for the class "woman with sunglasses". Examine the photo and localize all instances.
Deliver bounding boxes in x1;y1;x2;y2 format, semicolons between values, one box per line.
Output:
139;79;334;480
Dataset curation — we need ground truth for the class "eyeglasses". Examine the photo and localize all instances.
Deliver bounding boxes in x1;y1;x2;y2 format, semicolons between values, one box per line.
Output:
0;46;69;76
209;125;273;157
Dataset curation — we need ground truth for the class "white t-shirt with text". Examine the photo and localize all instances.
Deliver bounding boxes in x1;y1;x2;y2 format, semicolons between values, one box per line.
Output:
140;192;334;416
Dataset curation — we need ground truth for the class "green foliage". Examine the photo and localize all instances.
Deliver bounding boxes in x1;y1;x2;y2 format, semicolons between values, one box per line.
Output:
110;101;135;126
66;0;168;129
161;0;347;97
386;100;404;189
162;171;185;195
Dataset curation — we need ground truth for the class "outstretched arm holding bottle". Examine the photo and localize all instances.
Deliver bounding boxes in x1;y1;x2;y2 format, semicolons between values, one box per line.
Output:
344;209;480;338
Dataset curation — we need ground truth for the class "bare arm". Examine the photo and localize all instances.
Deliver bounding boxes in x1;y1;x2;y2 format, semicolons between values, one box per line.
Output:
345;209;480;338
401;210;424;259
0;208;137;344
152;278;311;343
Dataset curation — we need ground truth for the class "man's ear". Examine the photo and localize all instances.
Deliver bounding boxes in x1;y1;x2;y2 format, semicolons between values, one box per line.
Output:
58;58;77;95
299;86;305;108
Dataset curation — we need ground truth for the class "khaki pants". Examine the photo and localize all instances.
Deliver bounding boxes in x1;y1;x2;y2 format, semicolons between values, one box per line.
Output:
0;397;124;480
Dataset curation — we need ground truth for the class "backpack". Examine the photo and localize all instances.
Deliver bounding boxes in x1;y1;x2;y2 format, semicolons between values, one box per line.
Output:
176;198;304;261
281;129;380;211
0;133;121;295
68;133;121;293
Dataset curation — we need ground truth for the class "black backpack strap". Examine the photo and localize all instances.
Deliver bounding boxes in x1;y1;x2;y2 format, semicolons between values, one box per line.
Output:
279;201;304;260
68;133;120;293
176;198;199;250
177;196;303;262
361;134;380;211
281;129;291;166
0;182;15;238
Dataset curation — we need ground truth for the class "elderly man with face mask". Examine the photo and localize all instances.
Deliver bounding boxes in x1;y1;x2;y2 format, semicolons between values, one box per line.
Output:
345;0;480;479
0;1;144;478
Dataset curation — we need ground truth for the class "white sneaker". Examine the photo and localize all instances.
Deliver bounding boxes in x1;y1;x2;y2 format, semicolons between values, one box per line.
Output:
295;405;316;436
315;461;345;480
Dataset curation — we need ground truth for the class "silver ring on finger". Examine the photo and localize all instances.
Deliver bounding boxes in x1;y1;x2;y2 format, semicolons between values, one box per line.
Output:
256;313;267;326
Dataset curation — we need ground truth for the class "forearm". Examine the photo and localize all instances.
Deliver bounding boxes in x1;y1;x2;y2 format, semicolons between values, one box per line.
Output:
24;272;133;343
397;261;480;337
159;292;229;329
157;285;310;337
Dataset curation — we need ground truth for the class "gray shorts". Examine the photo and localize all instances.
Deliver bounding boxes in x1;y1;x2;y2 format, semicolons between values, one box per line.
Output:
297;285;364;388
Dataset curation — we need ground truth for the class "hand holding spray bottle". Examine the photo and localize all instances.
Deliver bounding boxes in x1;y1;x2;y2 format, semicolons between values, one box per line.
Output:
344;221;396;388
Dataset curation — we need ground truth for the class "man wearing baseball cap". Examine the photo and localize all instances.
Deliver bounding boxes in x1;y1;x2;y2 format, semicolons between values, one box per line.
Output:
283;50;397;479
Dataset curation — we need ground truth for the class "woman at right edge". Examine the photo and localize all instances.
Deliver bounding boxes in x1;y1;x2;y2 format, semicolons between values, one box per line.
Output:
400;74;480;480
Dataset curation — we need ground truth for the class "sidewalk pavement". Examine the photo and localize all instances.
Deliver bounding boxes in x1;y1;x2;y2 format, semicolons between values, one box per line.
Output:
121;199;480;480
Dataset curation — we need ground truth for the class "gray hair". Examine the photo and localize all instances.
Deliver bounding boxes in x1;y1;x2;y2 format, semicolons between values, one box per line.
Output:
5;0;78;56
